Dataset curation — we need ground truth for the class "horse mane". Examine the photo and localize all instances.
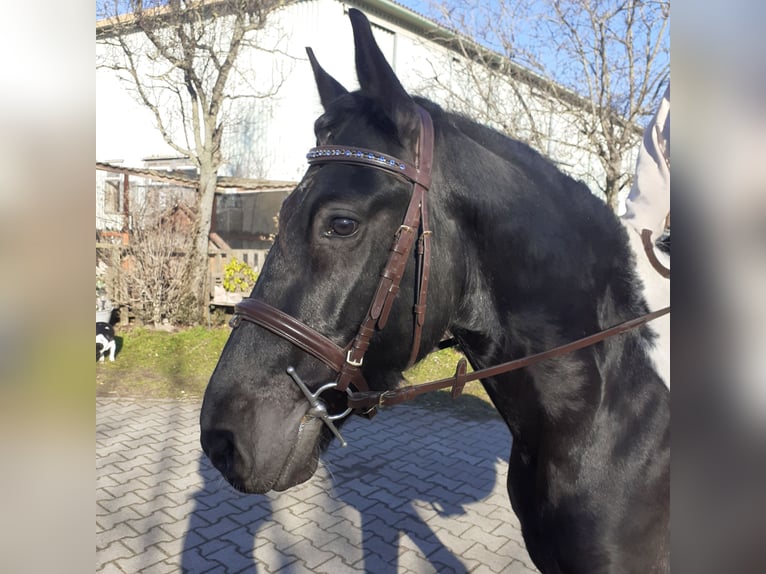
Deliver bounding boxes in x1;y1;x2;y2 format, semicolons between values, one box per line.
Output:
411;97;655;386
413;97;599;208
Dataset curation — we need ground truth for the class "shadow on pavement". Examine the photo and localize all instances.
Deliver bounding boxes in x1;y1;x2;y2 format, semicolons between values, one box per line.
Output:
181;454;275;573
325;401;510;573
181;396;510;573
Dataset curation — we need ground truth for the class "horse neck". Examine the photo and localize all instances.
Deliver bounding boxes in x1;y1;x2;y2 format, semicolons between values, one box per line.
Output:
431;115;659;436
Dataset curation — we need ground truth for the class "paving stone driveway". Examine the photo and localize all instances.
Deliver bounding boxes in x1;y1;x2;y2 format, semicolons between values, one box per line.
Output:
96;398;539;573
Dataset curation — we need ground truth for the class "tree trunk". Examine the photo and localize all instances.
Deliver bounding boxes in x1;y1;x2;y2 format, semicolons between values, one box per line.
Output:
189;162;219;324
605;178;619;212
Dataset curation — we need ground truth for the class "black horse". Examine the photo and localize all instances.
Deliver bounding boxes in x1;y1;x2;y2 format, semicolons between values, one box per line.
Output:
201;10;669;573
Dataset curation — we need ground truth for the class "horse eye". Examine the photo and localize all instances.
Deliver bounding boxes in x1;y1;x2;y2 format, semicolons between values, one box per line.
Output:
327;217;359;237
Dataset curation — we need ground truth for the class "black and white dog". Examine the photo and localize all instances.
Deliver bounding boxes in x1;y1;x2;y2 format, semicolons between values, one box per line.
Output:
96;322;116;362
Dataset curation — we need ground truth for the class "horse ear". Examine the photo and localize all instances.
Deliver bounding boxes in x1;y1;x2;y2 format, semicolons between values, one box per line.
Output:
306;47;349;110
348;9;418;141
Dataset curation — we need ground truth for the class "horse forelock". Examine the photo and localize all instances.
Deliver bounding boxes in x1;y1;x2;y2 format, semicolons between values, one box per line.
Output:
314;92;407;152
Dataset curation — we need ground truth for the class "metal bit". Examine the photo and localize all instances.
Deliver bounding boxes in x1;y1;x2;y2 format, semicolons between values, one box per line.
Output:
286;366;352;447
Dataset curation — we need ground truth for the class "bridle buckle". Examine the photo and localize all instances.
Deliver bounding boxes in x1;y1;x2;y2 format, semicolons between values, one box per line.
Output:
346;350;364;367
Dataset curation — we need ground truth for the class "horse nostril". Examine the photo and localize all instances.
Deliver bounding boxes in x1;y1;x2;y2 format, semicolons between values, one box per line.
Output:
201;429;237;474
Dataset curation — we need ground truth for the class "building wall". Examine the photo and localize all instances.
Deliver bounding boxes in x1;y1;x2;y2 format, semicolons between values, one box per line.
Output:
96;0;637;209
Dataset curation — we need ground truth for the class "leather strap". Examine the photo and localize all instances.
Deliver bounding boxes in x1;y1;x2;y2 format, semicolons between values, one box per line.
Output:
231;299;362;382
641;228;671;279
347;305;671;410
408;106;434;367
306;146;427;188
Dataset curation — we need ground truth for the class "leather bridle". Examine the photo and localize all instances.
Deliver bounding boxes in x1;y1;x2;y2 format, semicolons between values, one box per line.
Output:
229;104;435;419
228;104;670;443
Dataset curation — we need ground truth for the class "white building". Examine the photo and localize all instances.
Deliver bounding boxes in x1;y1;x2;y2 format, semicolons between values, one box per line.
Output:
96;0;636;233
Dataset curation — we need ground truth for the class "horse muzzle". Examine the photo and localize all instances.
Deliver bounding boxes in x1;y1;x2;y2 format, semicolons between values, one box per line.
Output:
200;367;355;493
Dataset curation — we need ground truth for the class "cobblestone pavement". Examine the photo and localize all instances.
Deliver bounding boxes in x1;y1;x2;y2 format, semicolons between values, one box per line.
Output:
96;398;539;573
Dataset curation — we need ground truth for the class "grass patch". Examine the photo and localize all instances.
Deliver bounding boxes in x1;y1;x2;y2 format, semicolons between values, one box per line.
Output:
97;326;499;420
96;326;230;399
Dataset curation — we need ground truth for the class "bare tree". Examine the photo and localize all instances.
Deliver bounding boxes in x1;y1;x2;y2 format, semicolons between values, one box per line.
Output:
97;0;288;322
424;0;669;210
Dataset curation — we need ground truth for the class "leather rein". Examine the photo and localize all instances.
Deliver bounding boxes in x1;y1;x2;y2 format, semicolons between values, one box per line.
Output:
229;104;670;429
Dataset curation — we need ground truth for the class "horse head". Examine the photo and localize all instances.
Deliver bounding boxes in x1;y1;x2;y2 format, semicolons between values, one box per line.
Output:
200;9;459;494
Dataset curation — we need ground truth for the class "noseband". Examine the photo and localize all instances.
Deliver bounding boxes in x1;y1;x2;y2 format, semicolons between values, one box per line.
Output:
229;105;435;428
